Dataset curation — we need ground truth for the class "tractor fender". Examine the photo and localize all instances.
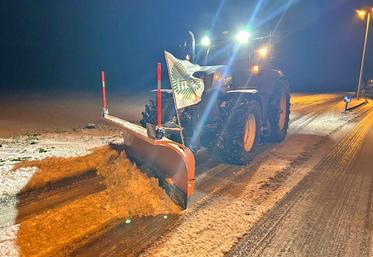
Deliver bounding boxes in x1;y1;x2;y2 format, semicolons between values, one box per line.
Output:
224;89;261;105
224;89;264;121
151;88;173;94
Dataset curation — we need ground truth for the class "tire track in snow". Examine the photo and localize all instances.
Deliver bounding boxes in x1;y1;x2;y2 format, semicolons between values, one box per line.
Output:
226;108;373;257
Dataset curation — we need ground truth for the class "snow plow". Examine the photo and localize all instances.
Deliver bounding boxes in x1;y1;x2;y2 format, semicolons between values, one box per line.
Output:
100;71;195;209
100;30;291;209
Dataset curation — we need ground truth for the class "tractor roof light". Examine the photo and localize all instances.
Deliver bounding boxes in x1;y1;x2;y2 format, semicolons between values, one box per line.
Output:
257;46;269;58
200;36;211;47
250;65;260;75
235;30;251;44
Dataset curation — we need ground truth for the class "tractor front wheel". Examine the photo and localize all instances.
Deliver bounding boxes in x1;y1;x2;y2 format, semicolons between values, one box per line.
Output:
219;100;262;164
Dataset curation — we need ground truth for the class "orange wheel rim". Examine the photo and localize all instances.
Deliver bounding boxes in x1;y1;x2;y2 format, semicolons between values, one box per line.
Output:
278;94;287;130
243;114;256;152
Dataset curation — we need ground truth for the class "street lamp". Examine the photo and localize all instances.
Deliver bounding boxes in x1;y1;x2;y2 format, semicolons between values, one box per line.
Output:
356;8;372;99
188;31;195;63
357;10;367;20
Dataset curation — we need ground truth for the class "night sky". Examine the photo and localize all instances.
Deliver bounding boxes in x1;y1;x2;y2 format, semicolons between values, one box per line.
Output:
0;0;372;94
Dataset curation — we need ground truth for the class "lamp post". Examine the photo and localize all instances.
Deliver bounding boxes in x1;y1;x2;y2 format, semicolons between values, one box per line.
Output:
188;31;195;63
356;9;371;99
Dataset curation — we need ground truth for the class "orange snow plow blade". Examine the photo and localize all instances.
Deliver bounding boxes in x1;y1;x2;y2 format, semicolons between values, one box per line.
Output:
103;114;195;209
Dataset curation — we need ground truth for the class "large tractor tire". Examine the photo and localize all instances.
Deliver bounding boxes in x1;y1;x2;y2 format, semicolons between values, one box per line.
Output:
219;100;262;164
268;80;290;142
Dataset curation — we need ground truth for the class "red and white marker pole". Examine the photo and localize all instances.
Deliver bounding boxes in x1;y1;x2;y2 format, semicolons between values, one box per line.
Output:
101;71;108;115
157;63;162;128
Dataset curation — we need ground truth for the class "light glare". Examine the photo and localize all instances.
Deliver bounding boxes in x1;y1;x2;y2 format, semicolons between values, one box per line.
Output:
356;9;367;20
235;30;250;44
201;36;211;47
251;65;260;75
258;47;269;58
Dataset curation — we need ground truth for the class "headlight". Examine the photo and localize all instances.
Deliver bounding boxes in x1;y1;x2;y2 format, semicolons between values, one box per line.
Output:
235;30;250;44
200;36;211;47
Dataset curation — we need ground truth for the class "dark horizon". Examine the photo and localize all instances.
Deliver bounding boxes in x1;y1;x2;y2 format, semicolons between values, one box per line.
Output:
0;0;372;95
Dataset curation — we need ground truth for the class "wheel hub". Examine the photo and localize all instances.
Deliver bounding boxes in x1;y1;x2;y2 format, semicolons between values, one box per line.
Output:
278;94;287;130
243;114;256;152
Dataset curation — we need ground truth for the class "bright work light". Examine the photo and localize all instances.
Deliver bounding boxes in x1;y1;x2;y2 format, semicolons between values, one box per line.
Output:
235;30;250;44
200;36;211;47
250;65;260;75
258;46;269;58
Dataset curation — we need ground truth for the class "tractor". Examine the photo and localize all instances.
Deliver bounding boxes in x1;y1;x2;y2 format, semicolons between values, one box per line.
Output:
140;30;291;164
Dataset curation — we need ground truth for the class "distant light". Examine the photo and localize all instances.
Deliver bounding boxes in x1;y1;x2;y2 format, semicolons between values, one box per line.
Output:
258;47;269;58
356;9;367;20
201;36;211;47
250;65;260;75
235;30;250;44
125;219;131;224
163;215;168;219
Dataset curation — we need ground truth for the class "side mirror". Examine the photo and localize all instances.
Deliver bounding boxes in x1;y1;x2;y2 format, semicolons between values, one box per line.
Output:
193;71;208;79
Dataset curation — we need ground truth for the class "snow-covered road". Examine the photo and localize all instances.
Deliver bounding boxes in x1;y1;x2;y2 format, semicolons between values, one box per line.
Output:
0;93;371;257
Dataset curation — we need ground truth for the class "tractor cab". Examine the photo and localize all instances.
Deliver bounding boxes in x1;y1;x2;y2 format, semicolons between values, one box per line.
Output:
180;30;274;91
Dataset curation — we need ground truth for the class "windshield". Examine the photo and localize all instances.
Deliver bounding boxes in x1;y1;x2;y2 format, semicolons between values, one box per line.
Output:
193;35;271;67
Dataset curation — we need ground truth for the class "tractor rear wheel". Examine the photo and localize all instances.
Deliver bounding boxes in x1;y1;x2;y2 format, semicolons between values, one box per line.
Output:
268;82;290;142
219;100;262;164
